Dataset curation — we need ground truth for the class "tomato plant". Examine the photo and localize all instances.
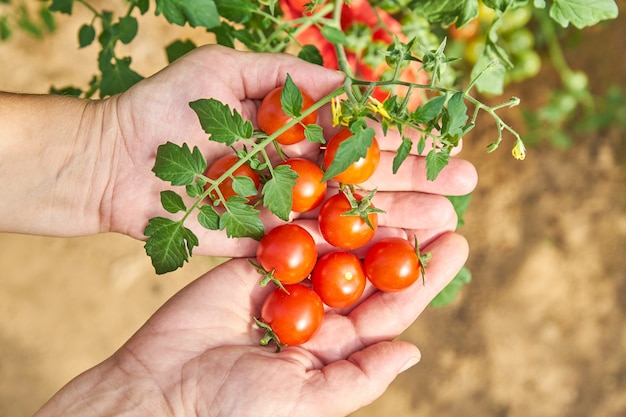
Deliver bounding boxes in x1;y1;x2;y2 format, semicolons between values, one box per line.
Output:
257;84;318;145
311;251;366;308
318;190;380;250
256;224;317;285
205;154;260;204
278;158;327;213
257;283;324;349
323;128;380;184
364;237;421;292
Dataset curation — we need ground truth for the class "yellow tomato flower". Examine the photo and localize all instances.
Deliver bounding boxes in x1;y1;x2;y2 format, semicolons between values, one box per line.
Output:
512;139;526;160
331;96;349;127
366;96;391;120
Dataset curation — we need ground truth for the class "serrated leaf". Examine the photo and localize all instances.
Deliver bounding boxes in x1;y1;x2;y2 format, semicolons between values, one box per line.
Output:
425;149;451;181
117;15;138;44
408;0;479;26
304;124;325;143
144;217;197;274
197;205;220;230
160;190;186;213
298;44;323;65
49;0;73;15
321;25;348;44
262;165;298;221
431;266;472;307
186;182;204;198
78;24;95;47
281;75;303;117
99;54;143;96
322;121;376;181
232;176;259;198
166;39;196;63
549;0;618;28
446;92;469;138
155;0;220;28
189;98;253;145
413;95;446;124
221;197;264;240
152;141;207;186
393;137;413;174
214;0;255;23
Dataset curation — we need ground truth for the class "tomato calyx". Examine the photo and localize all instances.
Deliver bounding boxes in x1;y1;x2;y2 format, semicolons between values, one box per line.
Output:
254;317;286;352
248;259;288;292
413;235;432;285
341;186;384;230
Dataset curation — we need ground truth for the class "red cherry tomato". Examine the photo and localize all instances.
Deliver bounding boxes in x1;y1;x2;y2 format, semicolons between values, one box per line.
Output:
260;283;324;346
205;154;260;203
257;85;317;145
318;192;378;250
364;237;420;292
311;251;366;308
323;128;380;184
256;224;317;284
279;158;327;213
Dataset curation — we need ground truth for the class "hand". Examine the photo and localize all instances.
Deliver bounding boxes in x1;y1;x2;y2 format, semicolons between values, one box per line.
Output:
104;45;477;257
33;231;468;417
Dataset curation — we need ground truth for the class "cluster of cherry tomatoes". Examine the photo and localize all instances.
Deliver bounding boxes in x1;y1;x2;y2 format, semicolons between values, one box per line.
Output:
205;83;426;351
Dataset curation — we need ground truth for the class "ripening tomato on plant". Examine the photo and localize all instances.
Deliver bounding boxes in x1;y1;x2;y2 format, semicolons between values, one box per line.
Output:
257;85;318;145
364;237;421;292
258;283;325;348
323;128;380;184
205;154;260;204
318;191;379;250
278;158;327;212
256;224;317;285
311;251;366;308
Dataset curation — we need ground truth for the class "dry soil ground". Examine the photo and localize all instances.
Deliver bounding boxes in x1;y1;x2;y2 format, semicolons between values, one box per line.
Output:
0;2;624;417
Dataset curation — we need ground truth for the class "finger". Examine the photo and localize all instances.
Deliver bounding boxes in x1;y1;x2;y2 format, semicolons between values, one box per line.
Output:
361;151;478;196
298;341;421;417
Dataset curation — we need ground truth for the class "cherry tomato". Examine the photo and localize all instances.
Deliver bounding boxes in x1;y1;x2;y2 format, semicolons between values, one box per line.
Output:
257;85;318;145
323;128;380;184
205;154;260;203
311;251;366;308
318;192;378;250
256;224;317;284
260;283;324;346
448;17;480;41
278;158;327;213
364;237;420;292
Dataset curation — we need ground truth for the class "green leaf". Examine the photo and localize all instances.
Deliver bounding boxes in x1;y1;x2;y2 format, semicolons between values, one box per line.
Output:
189;98;253;145
99;54;144;96
298;45;323;65
408;0;479;26
321;25;348;44
166;39;197;63
135;0;150;14
322;121;376;182
214;0;255;23
155;0;220;28
160;190;187;213
221;197;264;240
117;15;138;44
549;0;618;28
232;176;259;198
78;24;95;48
262;165;299;221
152;141;207;186
393;137;413;174
186;183;204;198
197;205;220;230
281;75;303;118
446;193;472;227
49;0;73;15
413;95;446;124
446;92;469;138
431;266;472;307
144;217;198;274
304;124;325;143
0;16;11;41
425;149;450;181
470;50;506;95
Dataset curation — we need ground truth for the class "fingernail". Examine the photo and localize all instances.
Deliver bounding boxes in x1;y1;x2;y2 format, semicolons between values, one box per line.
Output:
399;356;420;373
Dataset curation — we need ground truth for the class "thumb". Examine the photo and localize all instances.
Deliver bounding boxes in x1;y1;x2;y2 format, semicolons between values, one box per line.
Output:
301;341;421;417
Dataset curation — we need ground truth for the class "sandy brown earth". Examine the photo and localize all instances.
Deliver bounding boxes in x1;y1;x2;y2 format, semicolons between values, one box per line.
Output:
1;2;624;416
